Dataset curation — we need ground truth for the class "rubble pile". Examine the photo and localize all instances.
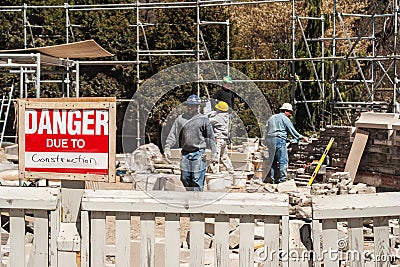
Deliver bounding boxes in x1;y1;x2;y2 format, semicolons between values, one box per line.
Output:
311;172;376;195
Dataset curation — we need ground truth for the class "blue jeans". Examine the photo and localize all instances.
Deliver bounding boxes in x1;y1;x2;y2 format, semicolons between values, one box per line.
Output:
180;149;207;191
266;137;288;184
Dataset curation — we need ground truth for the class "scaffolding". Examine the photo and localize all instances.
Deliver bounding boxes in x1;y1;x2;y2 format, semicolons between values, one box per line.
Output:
0;0;400;145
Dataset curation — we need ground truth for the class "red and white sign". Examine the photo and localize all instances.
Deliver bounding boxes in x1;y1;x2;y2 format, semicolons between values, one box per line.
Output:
24;109;109;175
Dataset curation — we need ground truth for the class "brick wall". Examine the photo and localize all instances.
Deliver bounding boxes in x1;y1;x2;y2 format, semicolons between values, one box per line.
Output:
289;125;353;168
289;125;400;190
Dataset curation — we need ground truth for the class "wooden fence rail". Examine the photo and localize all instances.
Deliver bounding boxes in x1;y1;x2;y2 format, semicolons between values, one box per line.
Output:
80;190;289;267
0;187;60;267
0;187;399;267
312;192;400;267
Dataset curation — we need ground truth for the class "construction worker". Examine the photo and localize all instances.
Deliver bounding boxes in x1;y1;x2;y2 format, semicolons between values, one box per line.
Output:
265;103;308;184
208;101;234;174
212;75;235;110
164;94;218;191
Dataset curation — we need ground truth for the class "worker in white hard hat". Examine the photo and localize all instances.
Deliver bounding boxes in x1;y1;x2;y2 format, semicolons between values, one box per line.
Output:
264;103;308;184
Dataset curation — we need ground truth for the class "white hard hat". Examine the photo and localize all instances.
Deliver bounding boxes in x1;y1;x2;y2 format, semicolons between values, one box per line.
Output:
280;103;293;111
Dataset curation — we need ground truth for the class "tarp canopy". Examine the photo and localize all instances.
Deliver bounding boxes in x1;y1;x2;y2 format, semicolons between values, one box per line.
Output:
0;39;113;59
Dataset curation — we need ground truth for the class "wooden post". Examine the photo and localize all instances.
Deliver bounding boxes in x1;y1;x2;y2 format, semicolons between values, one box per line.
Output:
58;180;85;267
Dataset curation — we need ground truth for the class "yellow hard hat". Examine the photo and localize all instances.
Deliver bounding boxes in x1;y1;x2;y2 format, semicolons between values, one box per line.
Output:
215;101;229;112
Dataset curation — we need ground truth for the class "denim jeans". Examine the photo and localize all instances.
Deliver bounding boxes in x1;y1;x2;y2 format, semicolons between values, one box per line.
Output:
180;149;207;191
266;137;288;183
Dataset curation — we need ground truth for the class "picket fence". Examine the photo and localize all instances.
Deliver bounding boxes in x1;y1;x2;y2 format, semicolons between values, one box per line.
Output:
0;186;399;267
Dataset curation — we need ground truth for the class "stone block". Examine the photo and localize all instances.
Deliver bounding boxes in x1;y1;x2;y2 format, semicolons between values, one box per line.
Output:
229;227;240;249
277;179;298;194
133;173;168;191
348;183;367;194
4;144;18;156
331;172;351;180
296;206;312;219
164;174;186;191
231;161;253;171
229;151;251;161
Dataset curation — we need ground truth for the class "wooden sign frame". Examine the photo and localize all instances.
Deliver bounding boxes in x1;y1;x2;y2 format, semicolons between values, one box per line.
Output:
18;97;116;182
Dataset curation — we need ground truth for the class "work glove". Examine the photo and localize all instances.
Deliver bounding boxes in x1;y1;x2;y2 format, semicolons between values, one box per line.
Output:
164;147;171;160
211;152;219;163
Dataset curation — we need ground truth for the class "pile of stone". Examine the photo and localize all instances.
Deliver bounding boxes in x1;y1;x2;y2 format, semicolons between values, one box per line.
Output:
311;172;376;195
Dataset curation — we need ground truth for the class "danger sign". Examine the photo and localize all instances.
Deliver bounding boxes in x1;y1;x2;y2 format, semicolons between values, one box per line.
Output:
18;97;116;182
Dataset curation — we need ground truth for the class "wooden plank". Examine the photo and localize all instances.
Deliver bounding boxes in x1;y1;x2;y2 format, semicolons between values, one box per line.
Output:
312;220;322;267
10;209;25;267
82;190;289;216
18;100;26;180
108;101;117;183
348;218;364;267
84;181;100;190
140;213;155;267
321;219;338;267
281;215;289;267
263;216;280;267
0;212;2;265
313;193;400;219
32;210;48;266
60;183;84;223
0;187;59;210
22;97;116;103
165;213;180;267
24;101;112;109
239;215;254;267
80;211;89;267
91;211;106;267
50;206;60;267
115;212;131;267
344;128;369;182
190;214;205;267
214;214;229;267
24;171;108;182
85;181;133;190
373;217;390;267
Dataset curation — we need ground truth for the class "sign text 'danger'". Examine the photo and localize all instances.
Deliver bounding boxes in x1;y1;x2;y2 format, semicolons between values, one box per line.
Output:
25;109;109;135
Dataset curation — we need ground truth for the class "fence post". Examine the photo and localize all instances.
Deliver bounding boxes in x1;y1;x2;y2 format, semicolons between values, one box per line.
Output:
57;180;85;267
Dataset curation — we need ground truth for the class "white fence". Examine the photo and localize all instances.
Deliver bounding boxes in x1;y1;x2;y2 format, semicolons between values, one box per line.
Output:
312;192;400;267
80;190;289;267
0;187;399;267
0;187;59;267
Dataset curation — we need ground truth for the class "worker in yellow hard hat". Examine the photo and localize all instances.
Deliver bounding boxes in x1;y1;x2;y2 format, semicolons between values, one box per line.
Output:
208;101;234;174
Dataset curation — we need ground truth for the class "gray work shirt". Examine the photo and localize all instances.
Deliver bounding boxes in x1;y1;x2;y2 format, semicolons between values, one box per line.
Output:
208;111;229;139
165;113;217;153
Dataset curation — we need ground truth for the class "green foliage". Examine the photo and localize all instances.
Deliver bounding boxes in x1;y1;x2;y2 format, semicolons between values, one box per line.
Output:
0;1;389;148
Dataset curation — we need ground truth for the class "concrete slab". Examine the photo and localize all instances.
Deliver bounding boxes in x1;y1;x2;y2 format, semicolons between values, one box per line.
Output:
355;112;399;129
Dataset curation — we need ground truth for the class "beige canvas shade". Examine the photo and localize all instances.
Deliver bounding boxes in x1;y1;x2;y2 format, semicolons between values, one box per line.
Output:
0;39;113;59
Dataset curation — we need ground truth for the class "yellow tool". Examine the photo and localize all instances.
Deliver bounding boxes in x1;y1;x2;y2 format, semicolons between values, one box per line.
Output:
307;137;335;186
